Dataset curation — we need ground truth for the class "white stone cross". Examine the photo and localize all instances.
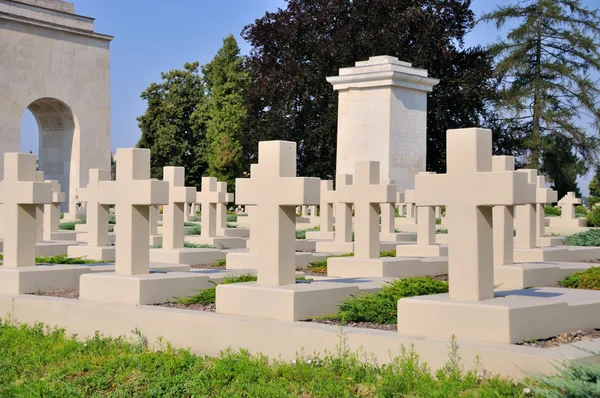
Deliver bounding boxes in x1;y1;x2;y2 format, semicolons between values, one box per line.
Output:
35;171;45;243
335;161;396;258
320;180;335;233
162;167;196;250
196;177;226;239
558;192;581;220
43;180;66;236
216;181;233;233
236;141;320;286
334;174;354;243
414;128;535;301
381;186;404;235
535;176;556;237
514;169;538;250
77;169;111;247
0;153;52;268
98;148;169;275
404;189;416;219
491;156;517;266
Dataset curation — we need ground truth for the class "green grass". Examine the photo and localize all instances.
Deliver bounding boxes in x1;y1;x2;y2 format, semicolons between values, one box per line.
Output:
176;273;259;305
544;205;561;216
0;254;104;265
0;319;539;397
188;216;201;222
565;229;600;246
150;242;217;249
559;267;600;290
436;228;448;234
322;277;449;325
227;214;237;222
296;226;320;239
184;224;202;235
183;222;198;227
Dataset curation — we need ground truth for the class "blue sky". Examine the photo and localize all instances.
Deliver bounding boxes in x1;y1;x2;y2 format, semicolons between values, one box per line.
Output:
20;0;599;194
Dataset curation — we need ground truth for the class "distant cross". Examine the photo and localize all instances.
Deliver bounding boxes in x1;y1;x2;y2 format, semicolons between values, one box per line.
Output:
380;182;402;235
414;128;535;301
558;192;581;220
216;181;233;233
43;180;66;235
0;153;52;268
35;171;45;243
334;174;353;243
162;167;196;250
77;169;111;247
196;177;226;239
335;161;396;258
320;180;335;233
535;175;556;237
99;148;169;275
236;141;320;286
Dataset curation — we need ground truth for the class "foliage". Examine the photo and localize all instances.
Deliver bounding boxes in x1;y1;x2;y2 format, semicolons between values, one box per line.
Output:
565;229;600;246
35;255;105;265
544;205;561;217
0;320;531;397
188;216;201;222
587;207;600;227
213;259;227;267
183;222;197;227
559;267;600;290
197;35;247;189
307;252;392;275
58;218;86;231
325;277;449;325
151;242;217;249
436;229;448;234
184;225;202;235
481;0;600;176
575;205;588;218
242;0;496;177
588;167;600;208
136;62;206;188
176;273;259;306
227;214;237;222
532;352;600;396
295;227;320;240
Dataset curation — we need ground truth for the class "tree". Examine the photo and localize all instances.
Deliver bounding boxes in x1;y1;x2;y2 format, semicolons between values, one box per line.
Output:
481;0;600;172
539;135;586;199
197;35;247;189
588;167;600;207
242;0;496;178
136;62;206;188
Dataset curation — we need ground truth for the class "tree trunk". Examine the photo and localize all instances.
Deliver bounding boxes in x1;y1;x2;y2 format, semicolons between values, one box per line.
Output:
531;0;543;169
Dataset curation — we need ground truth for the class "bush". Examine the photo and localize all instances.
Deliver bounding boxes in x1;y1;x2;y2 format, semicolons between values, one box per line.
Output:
532;353;600;396
35;255;105;264
566;229;600;246
559;267;600;290
227;215;237;222
544;205;561;216
185;225;202;235
436;229;448;234
151;242;217;249
575;205;588;218
587;206;600;227
325;277;449;324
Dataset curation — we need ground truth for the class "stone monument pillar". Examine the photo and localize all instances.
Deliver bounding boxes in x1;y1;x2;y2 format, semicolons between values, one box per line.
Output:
327;56;439;192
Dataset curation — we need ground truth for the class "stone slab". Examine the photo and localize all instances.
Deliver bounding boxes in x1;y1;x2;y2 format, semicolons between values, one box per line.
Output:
379;232;417;242
79;272;212;305
305;231;335;240
494;262;597;289
296;239;318;252
397;287;600;344
327;257;447;278
43;231;78;241
513;247;570;263
184;236;246;249
35;242;75;257
222;228;249;238
76;232;116;244
149;248;225;266
225;251;327;270
537;236;566;247
0;265;91;294
395;244;448;257
68;245;115;262
216;281;358;321
314;241;398;254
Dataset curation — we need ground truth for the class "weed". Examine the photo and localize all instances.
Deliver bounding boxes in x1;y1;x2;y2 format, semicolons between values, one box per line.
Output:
559;267;600;290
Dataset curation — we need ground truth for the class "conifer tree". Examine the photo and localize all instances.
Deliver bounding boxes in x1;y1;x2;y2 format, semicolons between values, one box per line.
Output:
482;0;600;174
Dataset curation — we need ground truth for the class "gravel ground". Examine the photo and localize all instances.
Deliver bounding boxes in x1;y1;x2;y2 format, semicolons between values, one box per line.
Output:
518;329;600;348
30;288;79;299
154;302;216;312
190;264;226;270
305;318;397;332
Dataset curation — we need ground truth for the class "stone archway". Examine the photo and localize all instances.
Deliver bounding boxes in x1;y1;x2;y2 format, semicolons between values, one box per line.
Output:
0;0;113;218
26;98;77;213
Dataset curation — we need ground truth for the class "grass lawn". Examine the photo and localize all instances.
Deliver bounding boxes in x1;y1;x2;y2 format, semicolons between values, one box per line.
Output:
0;319;544;397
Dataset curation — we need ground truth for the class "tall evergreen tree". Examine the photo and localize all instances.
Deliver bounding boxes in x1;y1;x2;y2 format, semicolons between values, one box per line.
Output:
540;135;586;199
136;62;206;188
481;0;600;172
587;166;600;207
197;35;247;189
242;0;496;178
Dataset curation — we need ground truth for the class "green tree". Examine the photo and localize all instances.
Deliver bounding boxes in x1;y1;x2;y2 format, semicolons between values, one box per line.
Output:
242;0;496;177
588;167;600;207
136;62;206;188
539;135;586;199
197;35;247;189
481;0;600;172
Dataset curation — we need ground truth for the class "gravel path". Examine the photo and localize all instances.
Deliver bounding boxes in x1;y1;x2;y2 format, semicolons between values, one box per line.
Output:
518;329;600;348
305;318;397;332
190;264;226;270
30;288;79;299
154;302;216;312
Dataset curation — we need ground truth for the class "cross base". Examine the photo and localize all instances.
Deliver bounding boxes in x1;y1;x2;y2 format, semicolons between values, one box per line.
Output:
494;262;596;289
68;245;116;262
379;232;416;242
185;236;246;249
304;231;335;241
149;248;225;266
314;241;399;254
397;288;600;344
149;235;163;247
395;244;448;257
0;265;91;295
220;228;250;238
513;247;571;262
224;252;328;271
79;272;212;305
43;231;78;241
76;232;116;244
35;242;76;257
216;281;358;321
326;257;447;278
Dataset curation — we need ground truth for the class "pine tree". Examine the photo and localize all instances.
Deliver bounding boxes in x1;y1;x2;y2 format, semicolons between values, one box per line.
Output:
482;0;600;171
197;35;247;189
136;62;206;188
588;167;600;207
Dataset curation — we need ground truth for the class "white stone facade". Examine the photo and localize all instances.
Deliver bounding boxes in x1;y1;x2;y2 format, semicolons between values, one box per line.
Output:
0;0;112;216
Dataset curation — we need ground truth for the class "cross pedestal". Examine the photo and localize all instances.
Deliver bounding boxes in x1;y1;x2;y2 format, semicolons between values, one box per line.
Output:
547;192;587;230
305;180;336;241
327;162;446;278
148;204;162;246
217;141;358;321
396;202;448;257
150;167;225;266
215;182;247;238
380;191;417;242
79;148;211;305
397;128;600;344
0;153;91;295
42;180;76;241
395;189;418;232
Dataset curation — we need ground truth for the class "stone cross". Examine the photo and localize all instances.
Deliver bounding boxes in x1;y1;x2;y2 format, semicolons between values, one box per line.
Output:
491;156;516;266
414;128;534;301
77;169;111;247
35;171;45;243
43;180;65;235
196;177;226;239
236;141;320;286
334;174;353;243
381;189;404;235
216;181;233;233
514;169;538;249
558;192;581;220
404;190;416;219
319;180;335;233
149;205;160;236
99;148;169;275
162;167;196;250
0;153;52;267
335;161;396;258
535;176;556;237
